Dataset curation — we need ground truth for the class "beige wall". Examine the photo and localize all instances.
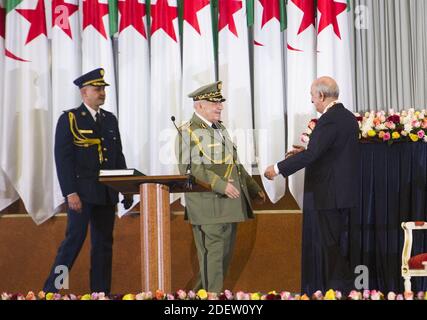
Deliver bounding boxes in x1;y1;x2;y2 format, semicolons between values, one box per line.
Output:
0;212;301;294
0;177;303;294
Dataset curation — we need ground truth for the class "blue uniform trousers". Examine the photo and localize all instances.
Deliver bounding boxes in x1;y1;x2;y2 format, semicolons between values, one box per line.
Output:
43;202;115;294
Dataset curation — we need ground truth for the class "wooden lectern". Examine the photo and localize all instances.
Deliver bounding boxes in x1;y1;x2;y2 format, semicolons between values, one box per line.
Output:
99;175;210;293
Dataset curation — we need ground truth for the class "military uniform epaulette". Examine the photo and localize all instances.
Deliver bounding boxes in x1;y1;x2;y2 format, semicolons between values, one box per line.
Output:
178;121;192;132
63;108;78;114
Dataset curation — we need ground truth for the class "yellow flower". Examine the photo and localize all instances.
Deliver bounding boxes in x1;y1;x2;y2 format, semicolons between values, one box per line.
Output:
300;294;310;300
409;133;419;142
80;294;91;300
251;292;261;300
378;131;385;138
324;289;336;300
268;290;277;295
123;294;135;300
368;130;376;137
197;289;208;300
45;292;54;300
392;132;400;139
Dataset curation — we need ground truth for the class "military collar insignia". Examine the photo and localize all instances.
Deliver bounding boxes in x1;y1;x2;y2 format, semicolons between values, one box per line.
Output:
81;111;87;116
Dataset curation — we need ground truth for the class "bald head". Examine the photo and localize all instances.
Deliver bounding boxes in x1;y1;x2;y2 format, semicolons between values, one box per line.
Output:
310;76;340;113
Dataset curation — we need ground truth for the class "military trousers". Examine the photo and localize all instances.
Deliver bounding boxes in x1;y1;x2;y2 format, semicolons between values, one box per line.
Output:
191;223;237;293
43;202;116;294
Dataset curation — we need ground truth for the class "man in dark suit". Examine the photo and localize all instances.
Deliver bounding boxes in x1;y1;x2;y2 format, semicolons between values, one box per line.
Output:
264;76;360;293
44;68;132;294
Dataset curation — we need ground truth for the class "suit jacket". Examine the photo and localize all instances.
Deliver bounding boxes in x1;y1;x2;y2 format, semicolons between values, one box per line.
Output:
55;104;127;205
278;103;360;210
176;113;262;225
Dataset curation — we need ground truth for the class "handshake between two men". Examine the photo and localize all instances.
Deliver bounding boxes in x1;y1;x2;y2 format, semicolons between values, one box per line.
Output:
263;145;306;181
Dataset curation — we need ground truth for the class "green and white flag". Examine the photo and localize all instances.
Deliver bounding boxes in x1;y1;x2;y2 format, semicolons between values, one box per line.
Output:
217;0;253;173
287;0;317;208
117;0;150;174
181;0;215;121
51;0;81;211
0;0;18;212
316;0;353;110
253;0;286;203
80;0;117;114
116;0;150;216
0;0;53;224
149;0;181;176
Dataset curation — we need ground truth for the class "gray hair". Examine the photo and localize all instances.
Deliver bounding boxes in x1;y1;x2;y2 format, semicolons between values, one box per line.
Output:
313;77;340;98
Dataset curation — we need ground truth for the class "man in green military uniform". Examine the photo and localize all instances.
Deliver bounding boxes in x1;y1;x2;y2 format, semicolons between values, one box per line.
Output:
176;81;266;293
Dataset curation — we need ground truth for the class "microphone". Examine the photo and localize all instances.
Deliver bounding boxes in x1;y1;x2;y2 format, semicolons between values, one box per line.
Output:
171;116;193;190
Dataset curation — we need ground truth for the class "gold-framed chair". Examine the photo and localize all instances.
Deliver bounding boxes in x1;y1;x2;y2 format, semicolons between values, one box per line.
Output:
401;221;427;292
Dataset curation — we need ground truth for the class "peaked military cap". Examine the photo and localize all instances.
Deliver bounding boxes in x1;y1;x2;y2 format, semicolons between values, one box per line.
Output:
188;81;226;103
73;68;110;88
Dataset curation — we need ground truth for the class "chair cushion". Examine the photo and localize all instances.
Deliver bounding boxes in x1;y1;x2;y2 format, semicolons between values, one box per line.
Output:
408;253;427;269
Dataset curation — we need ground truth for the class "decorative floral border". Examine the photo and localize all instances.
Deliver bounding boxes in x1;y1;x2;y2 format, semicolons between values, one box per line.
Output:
1;289;426;300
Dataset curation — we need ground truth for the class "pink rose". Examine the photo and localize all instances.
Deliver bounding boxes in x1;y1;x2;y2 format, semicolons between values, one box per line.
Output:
301;134;310;144
280;291;291;300
383;132;391;141
417;130;425;138
416;291;425;300
308;121;317;130
363;290;370;300
412;120;421;128
224;290;233;300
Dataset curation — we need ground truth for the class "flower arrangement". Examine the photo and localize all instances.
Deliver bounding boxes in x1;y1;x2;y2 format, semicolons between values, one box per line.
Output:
301;109;427;144
1;289;426;300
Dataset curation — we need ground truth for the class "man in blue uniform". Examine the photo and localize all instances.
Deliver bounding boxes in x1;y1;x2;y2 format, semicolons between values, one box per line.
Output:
44;68;132;294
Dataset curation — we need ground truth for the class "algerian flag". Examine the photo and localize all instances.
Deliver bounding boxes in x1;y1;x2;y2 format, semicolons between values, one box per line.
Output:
181;0;215;121
149;0;181;176
0;0;19;212
80;0;117;114
316;0;353;110
0;0;53;224
253;0;286;203
51;0;81;212
287;0;317;208
217;0;253;173
117;0;150;173
116;0;150;216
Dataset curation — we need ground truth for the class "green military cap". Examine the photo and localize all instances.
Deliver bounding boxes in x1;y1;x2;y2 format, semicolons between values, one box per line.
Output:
188;81;226;103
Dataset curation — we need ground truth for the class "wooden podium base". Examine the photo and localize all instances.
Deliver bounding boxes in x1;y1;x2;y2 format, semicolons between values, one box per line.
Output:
140;183;171;292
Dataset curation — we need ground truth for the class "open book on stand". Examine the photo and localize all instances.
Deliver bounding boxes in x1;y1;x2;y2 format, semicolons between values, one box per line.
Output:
99;168;145;177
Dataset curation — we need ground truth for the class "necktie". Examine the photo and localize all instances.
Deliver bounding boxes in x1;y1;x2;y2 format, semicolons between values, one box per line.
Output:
95;112;101;130
212;123;224;140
